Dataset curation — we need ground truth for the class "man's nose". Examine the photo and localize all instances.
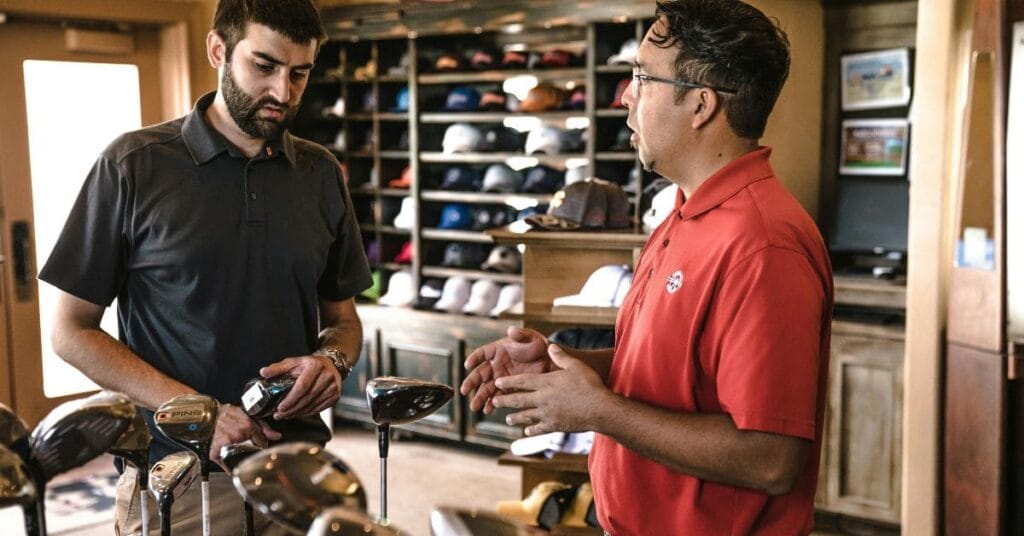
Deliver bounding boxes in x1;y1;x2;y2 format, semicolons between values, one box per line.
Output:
269;72;291;103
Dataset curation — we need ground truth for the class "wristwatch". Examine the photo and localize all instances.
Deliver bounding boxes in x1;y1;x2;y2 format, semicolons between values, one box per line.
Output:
313;347;352;381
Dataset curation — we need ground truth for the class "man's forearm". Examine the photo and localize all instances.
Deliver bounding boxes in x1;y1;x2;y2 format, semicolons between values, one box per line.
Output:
590;393;809;495
316;320;363;368
52;327;195;411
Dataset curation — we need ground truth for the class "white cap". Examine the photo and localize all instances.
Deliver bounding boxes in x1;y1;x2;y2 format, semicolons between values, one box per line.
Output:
607;38;639;65
642;184;679;233
552;264;633;308
393;196;416;229
489;283;523;318
510;432;566;456
434;276;472;313
462;279;502;316
564;164;589;185
378;271;416;307
333;129;346;151
442;123;483;154
481;246;521;273
524;125;563;155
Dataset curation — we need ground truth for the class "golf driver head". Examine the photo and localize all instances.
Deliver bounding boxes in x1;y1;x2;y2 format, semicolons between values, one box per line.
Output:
153;394;218;470
241;374;296;419
29;390;136;481
108;411;152;472
0;402;31;463
307;506;402;535
219;442;261;472
0;443;36;509
429;507;547;536
365;377;454;426
149;451;199;506
232;442;367;533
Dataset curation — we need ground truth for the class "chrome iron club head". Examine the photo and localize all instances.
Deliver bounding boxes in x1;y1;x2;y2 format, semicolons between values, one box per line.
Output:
365;377;455;427
307;505;402;535
232;442;366;534
429;506;547;536
150;450;199;536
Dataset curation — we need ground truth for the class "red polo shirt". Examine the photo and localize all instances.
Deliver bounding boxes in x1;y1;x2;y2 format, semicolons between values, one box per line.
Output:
589;147;833;535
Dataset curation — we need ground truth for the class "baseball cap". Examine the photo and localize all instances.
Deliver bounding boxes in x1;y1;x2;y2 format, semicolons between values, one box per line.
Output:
479;90;507;111
522;165;565;194
548;327;615;350
468;48;498;70
610;125;634;151
361;90;377;112
481;245;522;273
552;264;633;308
566;87;586;110
359;270;382;302
489;283;523;317
525;179;631;231
437;203;474;230
524;125;564;155
564;164;589;185
365;239;381;264
441;243;489;268
501;50;529;69
643;183;680;233
440;166;482;191
444;86;481;111
393;241;413;263
392;196;416;229
607;38;639;65
387;51;411;76
412;278;445;310
481;164;524;193
462;279;502;316
434;52;463;72
538;49;573;68
610;78;630;108
520;83;565;113
333;128;346;151
442;123;483;153
378;271;416;307
480;126;522;152
387;166;412;189
472;206;516;231
496;481;575;530
393;129;410;150
391;87;410;112
353;59;376;81
433;276;472;313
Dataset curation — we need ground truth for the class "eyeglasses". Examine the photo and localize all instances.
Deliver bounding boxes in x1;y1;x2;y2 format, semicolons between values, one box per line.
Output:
631;71;738;101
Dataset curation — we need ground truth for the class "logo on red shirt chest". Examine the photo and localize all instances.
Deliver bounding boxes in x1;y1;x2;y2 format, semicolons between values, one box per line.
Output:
665;270;684;294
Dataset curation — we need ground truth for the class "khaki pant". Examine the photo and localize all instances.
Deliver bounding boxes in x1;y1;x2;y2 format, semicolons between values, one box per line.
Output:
114;466;291;535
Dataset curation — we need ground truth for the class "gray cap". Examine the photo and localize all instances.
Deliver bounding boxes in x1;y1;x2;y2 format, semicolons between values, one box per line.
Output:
482;164;524;193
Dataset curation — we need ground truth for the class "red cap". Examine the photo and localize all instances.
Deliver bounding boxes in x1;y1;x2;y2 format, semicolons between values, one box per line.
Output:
387;166;413;189
610;78;630;109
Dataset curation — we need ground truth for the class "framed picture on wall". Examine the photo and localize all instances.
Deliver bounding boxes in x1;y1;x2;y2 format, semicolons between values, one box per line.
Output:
840;48;912;110
839;118;910;176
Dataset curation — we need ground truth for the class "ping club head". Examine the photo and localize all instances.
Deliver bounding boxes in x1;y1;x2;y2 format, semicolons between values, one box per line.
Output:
219;442;261;472
149;451;199;507
365;377;454;426
232;442;367;533
241;375;295;419
0;443;36;509
0;403;31;463
109;411;152;472
29;390;136;481
429;507;546;536
307;506;402;535
153;394;219;472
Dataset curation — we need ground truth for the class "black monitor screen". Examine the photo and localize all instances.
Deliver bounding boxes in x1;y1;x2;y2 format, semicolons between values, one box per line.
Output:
829;178;909;254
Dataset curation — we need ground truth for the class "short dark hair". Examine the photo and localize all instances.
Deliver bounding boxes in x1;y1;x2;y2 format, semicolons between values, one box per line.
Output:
652;0;790;139
213;0;328;60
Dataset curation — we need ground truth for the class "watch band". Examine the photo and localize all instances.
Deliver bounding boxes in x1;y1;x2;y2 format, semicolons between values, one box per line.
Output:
313;347;352;380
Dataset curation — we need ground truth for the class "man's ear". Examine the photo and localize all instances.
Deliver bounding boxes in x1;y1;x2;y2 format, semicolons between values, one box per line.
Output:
207;30;226;69
690;88;721;130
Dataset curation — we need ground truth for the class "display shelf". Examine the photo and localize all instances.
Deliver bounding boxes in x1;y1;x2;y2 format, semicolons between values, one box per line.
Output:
595;151;635;161
377;112;409;121
595;64;632;73
419;111;585;123
380;188;409;197
380;150;410;159
421;228;494;243
379;226;412;236
420;152;586;166
418;67;587;85
346;113;374;120
421;266;522;285
420;190;551;204
595;108;628;117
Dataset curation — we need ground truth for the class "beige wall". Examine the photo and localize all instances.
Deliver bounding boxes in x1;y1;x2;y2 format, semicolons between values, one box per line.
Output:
752;0;826;220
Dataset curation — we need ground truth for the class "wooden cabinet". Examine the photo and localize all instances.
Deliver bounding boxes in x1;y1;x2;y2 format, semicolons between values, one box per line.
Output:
819;320;904;524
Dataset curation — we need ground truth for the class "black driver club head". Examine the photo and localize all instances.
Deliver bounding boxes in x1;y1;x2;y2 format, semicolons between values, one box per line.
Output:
231;442;367;533
219;442;261;472
365;377;454;427
109;411;152;473
30;390;136;481
308;505;402;535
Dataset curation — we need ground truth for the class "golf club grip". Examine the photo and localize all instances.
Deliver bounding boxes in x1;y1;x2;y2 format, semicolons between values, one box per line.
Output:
244;502;254;536
161;501;173;536
201;480;210;536
34;496;47;536
22;509;42;536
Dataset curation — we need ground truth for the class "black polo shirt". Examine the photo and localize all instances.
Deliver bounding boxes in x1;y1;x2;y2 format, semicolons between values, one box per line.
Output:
39;92;372;463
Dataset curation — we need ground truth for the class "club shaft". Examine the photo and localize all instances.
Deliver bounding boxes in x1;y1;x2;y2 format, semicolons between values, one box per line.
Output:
139;473;150;536
244;502;254;536
201;479;210;536
22;507;41;536
161;500;173;536
34;488;47;536
380;456;388;524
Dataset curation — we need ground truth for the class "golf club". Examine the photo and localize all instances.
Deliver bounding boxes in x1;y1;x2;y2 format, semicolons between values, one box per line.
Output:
429;506;547;536
0;443;37;536
365;376;454;525
307;505;401;535
149;451;199;536
29;390;136;536
0;403;38;536
153;394;219;536
220;442;261;536
231;441;366;534
240;374;295;419
109;411;153;536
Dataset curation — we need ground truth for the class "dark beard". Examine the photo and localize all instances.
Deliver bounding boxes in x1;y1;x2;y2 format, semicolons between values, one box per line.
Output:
221;62;297;140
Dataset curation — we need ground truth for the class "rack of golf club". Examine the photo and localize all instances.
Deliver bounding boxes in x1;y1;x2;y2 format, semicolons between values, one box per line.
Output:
0;376;545;535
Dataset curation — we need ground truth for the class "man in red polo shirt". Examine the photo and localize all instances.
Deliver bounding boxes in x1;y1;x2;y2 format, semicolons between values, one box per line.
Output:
461;1;833;534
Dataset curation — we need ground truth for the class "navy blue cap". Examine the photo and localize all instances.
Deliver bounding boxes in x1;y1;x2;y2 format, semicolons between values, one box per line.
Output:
440;166;483;191
441;243;490;268
438;203;475;230
445;86;481;111
522;165;565;194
